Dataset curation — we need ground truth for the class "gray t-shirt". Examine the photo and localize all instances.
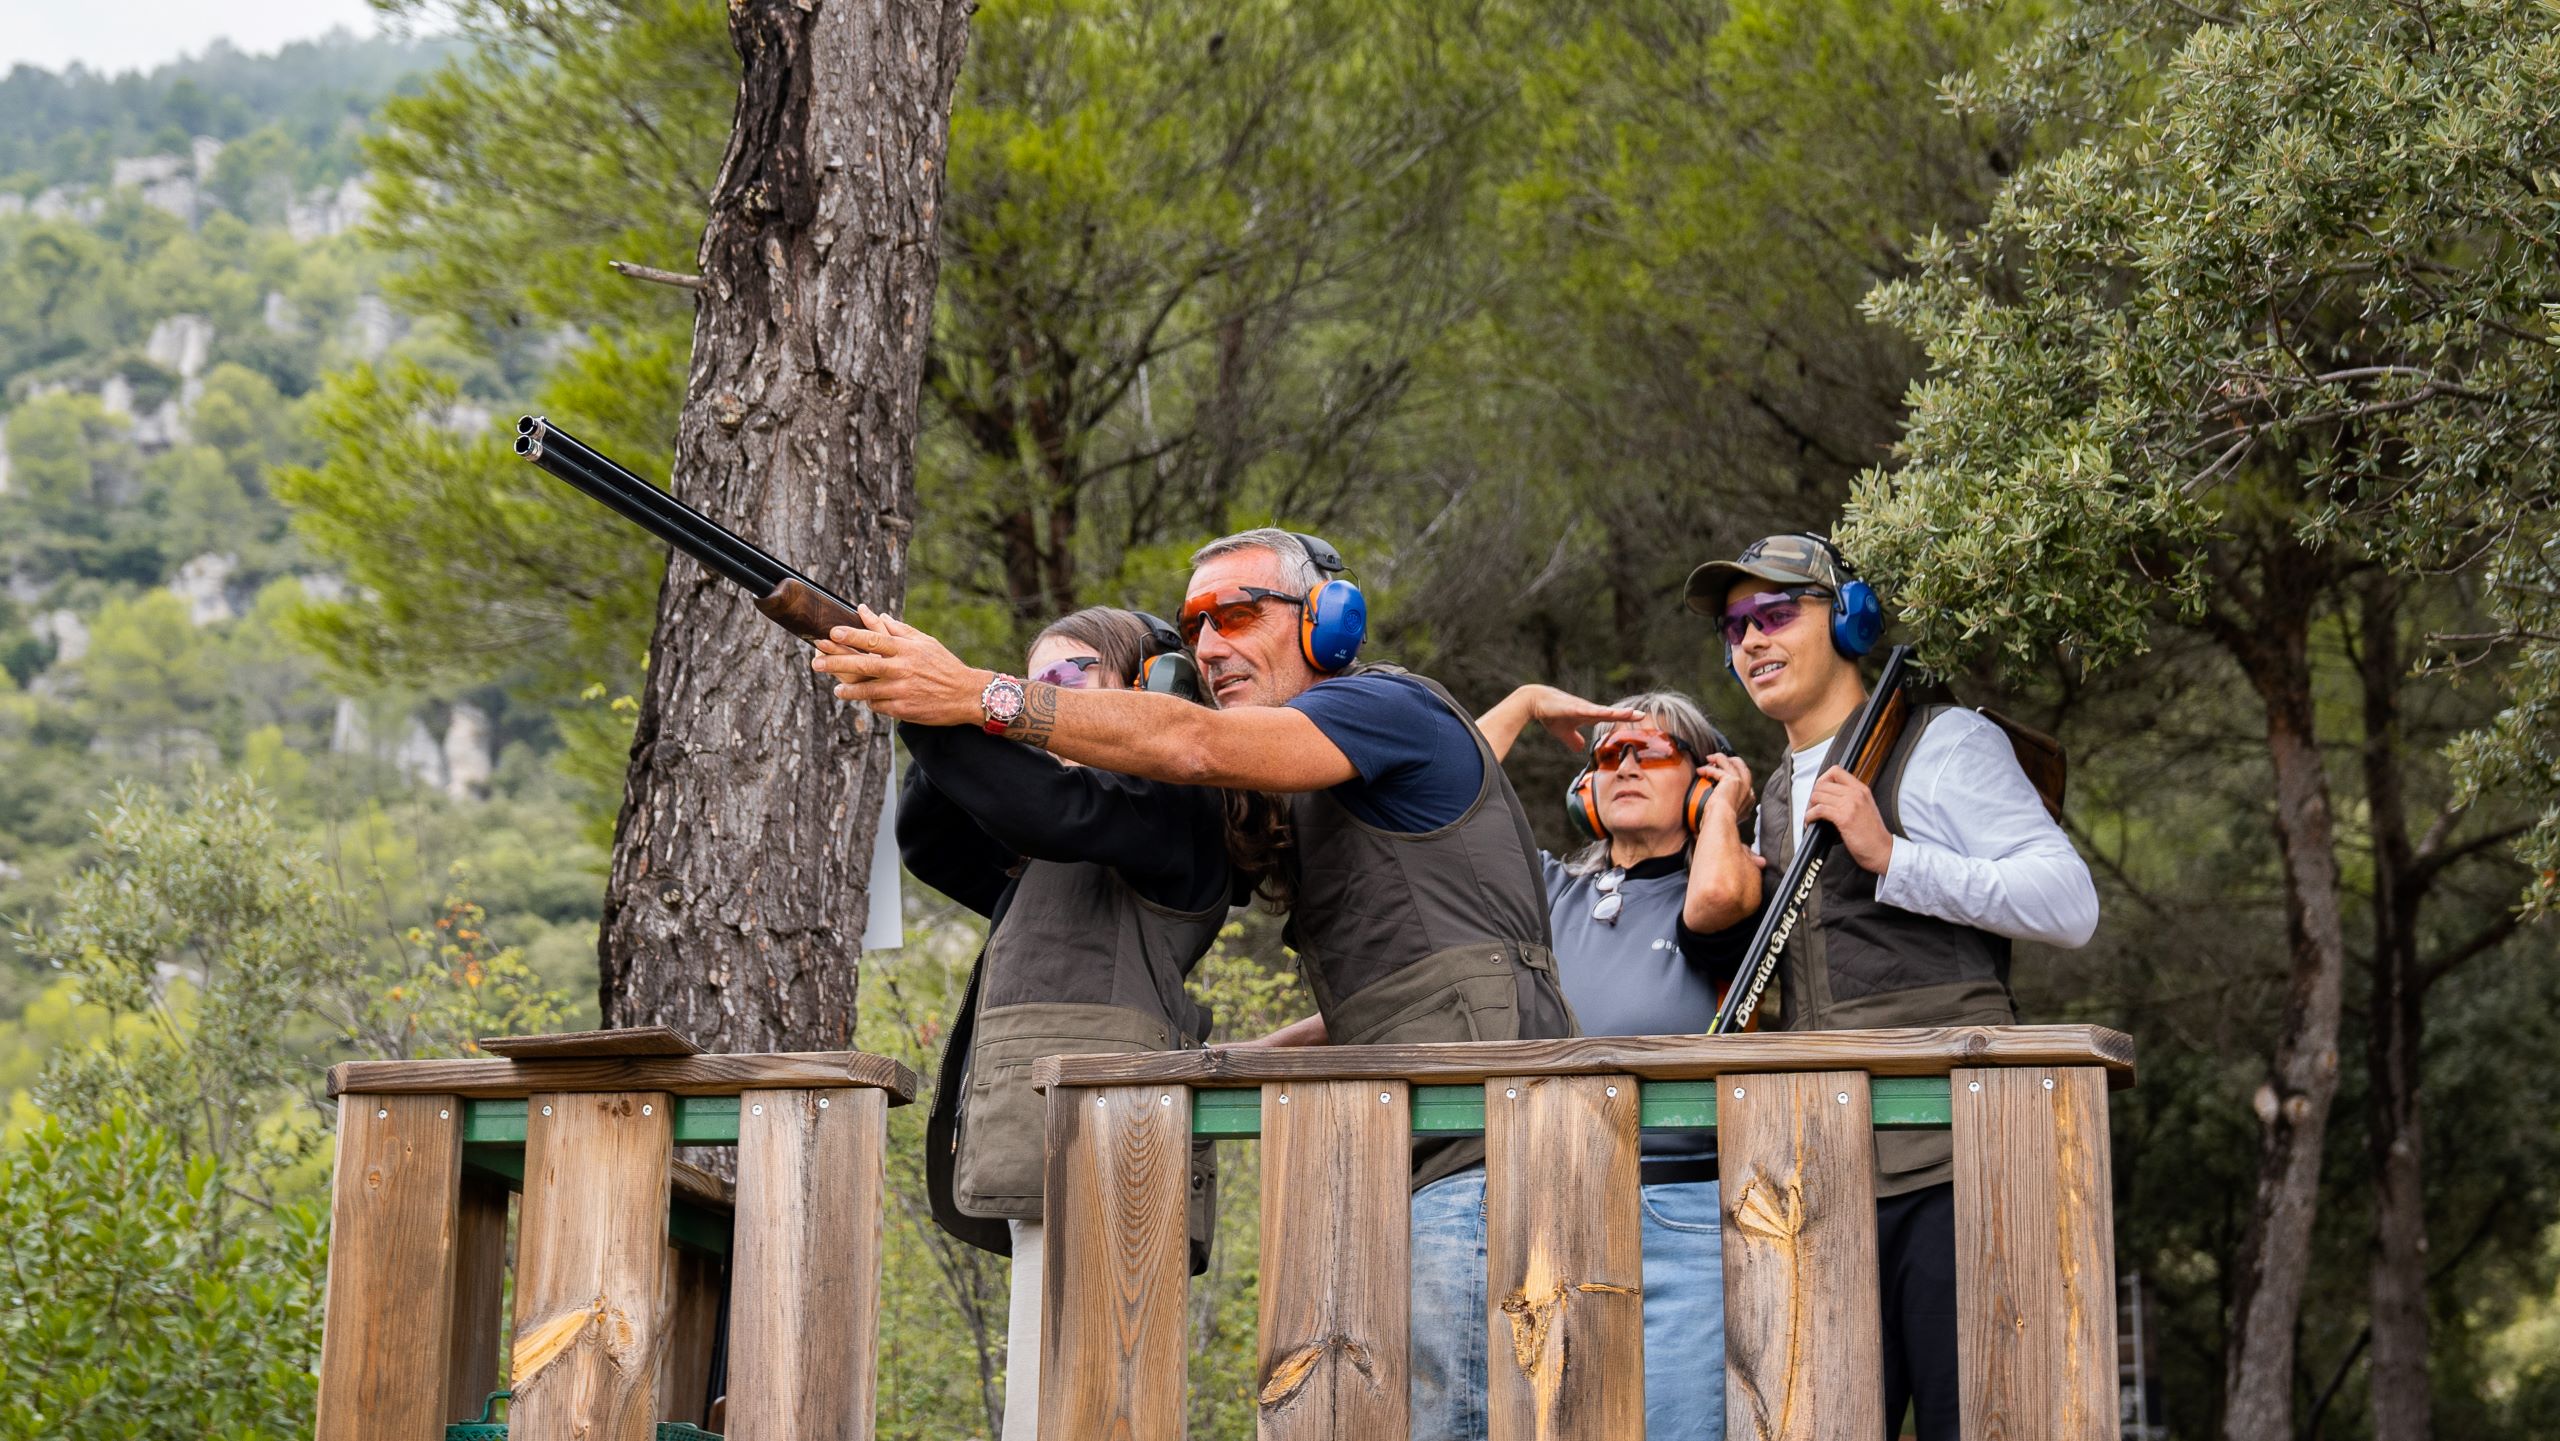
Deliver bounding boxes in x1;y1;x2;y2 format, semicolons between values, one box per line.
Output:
1541;852;1749;1161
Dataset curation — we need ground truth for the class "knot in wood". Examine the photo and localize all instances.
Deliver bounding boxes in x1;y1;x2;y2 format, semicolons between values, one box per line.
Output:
1257;1333;1379;1409
1732;1173;1807;1246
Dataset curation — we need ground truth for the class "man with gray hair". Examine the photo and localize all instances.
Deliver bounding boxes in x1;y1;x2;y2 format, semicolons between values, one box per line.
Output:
815;526;1588;1440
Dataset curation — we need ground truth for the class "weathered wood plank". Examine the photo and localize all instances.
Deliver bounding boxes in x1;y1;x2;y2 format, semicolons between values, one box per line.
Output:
1717;1071;1884;1441
1036;1025;2135;1092
1256;1081;1410;1440
316;1093;465;1441
728;1087;887;1441
1952;1066;2116;1441
1483;1074;1644;1441
328;1050;919;1103
1041;1084;1192;1441
509;1090;675;1441
443;1174;512;1423
478;1026;703;1059
659;1246;726;1429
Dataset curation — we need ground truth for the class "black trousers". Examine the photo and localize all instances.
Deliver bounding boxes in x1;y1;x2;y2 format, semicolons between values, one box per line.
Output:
1877;1182;1960;1440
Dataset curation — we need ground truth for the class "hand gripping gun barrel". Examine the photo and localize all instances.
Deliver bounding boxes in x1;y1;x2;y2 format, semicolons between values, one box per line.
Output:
512;415;862;642
1706;644;1919;1035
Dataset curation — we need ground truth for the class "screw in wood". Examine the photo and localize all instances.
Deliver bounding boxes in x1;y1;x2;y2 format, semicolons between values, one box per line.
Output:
541;1105;552;1116
641;1104;653;1116
752;1104;764;1116
1379;1092;1392;1104
819;1097;829;1109
1505;1087;1518;1099
376;1109;388;1120
2043;1077;2055;1090
1837;1092;1849;1104
1160;1094;1172;1106
1733;1087;1745;1099
1277;1094;1290;1104
438;1109;449;1120
1605;1086;1617;1098
1968;1080;1981;1092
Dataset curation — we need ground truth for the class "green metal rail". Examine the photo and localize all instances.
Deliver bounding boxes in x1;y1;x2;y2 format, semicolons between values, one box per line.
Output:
455;1077;1952;1151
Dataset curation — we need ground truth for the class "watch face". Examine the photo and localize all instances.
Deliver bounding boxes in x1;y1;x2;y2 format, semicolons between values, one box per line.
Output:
983;676;1026;725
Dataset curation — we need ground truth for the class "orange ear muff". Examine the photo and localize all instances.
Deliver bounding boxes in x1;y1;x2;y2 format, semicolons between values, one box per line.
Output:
1683;773;1715;836
1564;769;1607;843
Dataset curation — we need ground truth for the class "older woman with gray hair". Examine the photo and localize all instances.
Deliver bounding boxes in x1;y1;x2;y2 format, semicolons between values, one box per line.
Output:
1468;683;1764;1441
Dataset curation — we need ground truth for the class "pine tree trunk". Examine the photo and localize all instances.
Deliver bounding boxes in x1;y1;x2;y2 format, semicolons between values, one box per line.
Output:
2359;581;2433;1441
597;0;973;1053
2217;577;2350;1441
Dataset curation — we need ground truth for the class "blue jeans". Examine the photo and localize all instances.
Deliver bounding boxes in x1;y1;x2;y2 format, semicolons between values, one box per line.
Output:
1409;1169;1727;1441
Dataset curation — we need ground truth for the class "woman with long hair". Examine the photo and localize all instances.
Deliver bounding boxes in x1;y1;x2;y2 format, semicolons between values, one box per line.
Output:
890;605;1251;1441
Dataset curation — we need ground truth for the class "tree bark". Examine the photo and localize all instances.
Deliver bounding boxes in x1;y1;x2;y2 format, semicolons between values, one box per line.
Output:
2358;579;2432;1441
598;0;974;1053
2216;560;2351;1441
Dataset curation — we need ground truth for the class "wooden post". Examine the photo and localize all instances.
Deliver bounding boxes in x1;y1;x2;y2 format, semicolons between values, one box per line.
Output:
316;1093;465;1441
1041;1083;1193;1441
1951;1066;2117;1440
444;1175;512;1422
728;1087;888;1441
509;1090;675;1441
1257;1081;1411;1441
1483;1073;1644;1441
1717;1071;1884;1441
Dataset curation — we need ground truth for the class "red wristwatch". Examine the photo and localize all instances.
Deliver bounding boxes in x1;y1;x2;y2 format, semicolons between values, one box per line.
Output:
979;673;1027;735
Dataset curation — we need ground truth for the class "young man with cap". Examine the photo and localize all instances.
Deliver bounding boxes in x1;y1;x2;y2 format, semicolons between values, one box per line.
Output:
812;527;1581;1441
1685;533;2100;1441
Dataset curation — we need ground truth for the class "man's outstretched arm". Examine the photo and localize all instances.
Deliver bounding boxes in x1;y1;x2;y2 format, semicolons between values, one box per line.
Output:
813;607;1359;792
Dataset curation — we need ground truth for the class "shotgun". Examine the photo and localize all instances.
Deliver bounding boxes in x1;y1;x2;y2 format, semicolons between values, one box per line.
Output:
1707;643;1920;1035
512;415;862;642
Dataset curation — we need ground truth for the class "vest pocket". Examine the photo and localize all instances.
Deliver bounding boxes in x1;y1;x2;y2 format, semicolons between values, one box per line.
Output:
1327;944;1526;1048
955;1002;1174;1216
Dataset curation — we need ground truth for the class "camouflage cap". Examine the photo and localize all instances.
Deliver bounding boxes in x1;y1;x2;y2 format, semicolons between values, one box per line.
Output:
1682;533;1850;616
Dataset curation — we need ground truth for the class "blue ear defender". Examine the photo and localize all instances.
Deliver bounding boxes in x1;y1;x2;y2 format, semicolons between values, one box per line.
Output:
1288;531;1367;672
1812;535;1884;659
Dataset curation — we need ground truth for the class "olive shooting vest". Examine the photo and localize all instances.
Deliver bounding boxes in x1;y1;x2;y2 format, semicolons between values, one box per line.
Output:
1282;668;1578;1189
1758;701;2017;1196
926;852;1226;1269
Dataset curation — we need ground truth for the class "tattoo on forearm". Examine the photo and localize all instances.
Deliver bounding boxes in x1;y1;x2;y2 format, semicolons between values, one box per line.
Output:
1014;682;1060;749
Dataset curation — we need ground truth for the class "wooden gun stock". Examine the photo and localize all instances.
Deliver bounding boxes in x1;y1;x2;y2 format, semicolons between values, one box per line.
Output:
754;577;863;642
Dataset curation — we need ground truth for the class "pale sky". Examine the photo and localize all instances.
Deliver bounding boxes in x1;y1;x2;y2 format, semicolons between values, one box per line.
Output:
0;0;383;78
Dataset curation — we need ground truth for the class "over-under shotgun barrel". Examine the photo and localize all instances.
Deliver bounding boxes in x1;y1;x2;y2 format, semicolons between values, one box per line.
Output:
513;416;863;642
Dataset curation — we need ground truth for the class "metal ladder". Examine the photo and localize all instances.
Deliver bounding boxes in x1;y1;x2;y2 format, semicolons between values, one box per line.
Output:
2120;1266;2162;1440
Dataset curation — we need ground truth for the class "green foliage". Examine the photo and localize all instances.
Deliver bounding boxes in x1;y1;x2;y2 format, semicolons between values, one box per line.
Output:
1847;0;2560;909
278;349;671;713
20;776;352;1181
0;1110;327;1441
363;0;727;345
0;33;452;192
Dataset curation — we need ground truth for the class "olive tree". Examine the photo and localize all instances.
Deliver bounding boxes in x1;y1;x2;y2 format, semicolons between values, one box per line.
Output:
1843;3;2558;1436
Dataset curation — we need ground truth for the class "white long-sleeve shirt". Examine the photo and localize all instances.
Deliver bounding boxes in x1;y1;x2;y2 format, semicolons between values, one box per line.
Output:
1759;707;2099;949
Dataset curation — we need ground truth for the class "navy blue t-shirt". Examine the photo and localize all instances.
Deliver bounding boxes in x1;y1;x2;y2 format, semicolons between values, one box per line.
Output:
1286;672;1483;832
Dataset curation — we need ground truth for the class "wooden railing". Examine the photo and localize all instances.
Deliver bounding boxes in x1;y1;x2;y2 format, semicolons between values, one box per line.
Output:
312;1029;917;1441
1032;1023;2134;1441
